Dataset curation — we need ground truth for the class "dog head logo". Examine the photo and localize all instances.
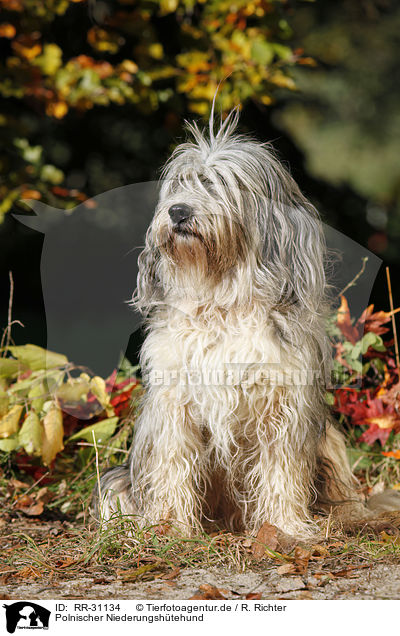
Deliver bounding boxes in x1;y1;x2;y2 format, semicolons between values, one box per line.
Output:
14;183;157;382
3;602;50;633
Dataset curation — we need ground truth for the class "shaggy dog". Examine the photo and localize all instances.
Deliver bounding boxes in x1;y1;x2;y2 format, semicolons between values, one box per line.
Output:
95;110;397;538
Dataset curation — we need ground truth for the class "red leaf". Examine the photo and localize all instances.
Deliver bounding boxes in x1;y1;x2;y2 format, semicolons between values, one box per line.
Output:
337;295;360;344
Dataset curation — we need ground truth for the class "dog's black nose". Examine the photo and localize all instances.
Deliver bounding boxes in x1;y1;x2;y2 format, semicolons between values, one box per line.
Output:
168;203;193;225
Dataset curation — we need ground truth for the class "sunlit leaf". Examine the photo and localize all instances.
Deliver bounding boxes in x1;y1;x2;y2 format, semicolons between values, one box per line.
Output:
0;435;19;452
19;410;42;456
67;416;118;444
41;405;64;465
0;404;23;438
5;344;68;371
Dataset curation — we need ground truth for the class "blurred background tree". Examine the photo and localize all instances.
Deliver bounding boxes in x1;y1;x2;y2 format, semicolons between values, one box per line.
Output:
0;0;399;353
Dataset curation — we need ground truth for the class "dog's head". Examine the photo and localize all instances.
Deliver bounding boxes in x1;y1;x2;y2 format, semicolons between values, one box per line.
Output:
135;109;326;315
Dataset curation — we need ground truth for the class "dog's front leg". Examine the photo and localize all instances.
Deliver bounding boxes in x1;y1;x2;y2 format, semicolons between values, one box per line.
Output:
131;387;206;534
245;407;319;539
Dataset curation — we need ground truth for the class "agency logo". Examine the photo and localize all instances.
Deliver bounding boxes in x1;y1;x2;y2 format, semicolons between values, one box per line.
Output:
3;602;50;634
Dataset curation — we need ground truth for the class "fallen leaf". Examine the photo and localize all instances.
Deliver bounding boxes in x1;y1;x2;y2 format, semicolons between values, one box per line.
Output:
17;566;42;579
293;546;311;574
190;584;227;600
117;563;159;582
380;531;400;546
252;521;278;559
161;567;180;581
36;486;53;504
382;450;400;460
245;592;262;599
55;557;77;568
276;563;296;575
310;545;330;560
9;478;30;490
14;494;44;516
297;591;313;599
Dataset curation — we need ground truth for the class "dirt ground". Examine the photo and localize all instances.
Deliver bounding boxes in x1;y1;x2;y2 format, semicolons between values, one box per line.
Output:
1;519;400;601
1;563;400;600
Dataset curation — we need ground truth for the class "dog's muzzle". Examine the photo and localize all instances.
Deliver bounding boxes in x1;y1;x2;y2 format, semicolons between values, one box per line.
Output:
168;203;193;226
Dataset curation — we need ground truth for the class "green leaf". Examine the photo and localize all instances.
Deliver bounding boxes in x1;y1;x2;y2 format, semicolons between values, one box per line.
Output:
67;416;119;444
347;447;373;471
0;358;22;378
28;382;46;413
325;392;335;405
4;345;68;372
0;435;19;452
251;41;274;65
361;332;386;353
34;43;63;75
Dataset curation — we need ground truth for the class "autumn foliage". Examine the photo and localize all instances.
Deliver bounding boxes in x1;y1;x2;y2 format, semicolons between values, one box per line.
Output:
0;0;309;221
331;295;400;448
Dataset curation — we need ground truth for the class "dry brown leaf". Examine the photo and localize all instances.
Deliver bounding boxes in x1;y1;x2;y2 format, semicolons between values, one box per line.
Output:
293;546;311;574
333;565;369;578
161;567;180;581
245;592;262;599
36;486;53;504
276;563;296;575
297;591;313;599
9;478;30;490
310;545;330;559
14;493;45;516
252;521;278;559
190;584;227;600
55;557;77;568
17;566;42;579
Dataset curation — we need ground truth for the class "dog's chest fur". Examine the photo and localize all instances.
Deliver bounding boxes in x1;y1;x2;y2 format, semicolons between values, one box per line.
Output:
141;304;291;429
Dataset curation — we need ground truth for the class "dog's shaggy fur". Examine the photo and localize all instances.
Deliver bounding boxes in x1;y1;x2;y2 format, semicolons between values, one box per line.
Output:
95;111;396;538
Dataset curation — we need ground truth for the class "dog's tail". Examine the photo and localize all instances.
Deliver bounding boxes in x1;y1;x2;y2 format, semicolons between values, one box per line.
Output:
91;464;134;522
316;421;400;528
366;490;400;514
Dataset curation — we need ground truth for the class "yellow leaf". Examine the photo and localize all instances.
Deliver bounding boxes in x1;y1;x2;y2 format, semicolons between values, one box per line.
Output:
90;375;110;406
41;406;64;466
19;410;42;456
159;0;178;14
34;43;63;75
269;72;296;90
148;43;164;60
0;24;16;38
120;59;138;74
46;101;68;119
367;416;396;430
260;95;273;105
0;405;23;438
56;377;90;403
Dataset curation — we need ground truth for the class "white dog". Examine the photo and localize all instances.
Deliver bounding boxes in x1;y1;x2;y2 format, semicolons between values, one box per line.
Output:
96;110;396;538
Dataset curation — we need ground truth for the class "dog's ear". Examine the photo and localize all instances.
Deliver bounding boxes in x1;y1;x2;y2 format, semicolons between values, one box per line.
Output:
259;164;326;313
132;228;163;315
